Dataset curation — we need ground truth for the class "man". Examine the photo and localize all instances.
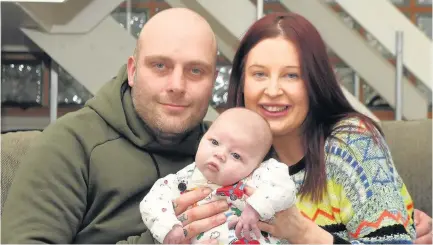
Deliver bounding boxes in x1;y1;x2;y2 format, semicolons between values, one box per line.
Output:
2;8;228;244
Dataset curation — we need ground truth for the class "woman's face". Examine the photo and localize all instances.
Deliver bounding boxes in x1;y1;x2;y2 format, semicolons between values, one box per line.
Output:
243;37;309;137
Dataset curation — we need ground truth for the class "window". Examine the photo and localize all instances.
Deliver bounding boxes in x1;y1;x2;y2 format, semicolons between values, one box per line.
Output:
111;8;148;38
334;65;355;95
212;66;231;108
1;62;43;107
362;83;391;109
57;65;93;106
416;13;432;39
417;0;432;5
389;0;410;5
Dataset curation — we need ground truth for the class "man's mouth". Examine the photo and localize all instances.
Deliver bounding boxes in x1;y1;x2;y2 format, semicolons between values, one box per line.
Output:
161;103;188;108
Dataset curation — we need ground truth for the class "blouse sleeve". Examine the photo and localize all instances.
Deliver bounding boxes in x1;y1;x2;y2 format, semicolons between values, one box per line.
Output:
324;118;416;244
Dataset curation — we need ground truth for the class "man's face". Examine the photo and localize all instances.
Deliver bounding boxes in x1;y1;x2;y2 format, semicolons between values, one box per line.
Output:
127;29;216;141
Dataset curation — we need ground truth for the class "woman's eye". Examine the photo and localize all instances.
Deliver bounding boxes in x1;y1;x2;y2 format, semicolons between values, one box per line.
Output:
253;72;265;78
285;73;299;79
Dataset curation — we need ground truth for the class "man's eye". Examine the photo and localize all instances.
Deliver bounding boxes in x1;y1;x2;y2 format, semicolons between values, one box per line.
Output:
191;68;202;75
210;139;219;146
231;153;241;160
154;63;165;70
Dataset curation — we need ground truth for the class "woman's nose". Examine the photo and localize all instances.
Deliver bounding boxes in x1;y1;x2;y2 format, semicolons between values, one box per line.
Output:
264;77;283;97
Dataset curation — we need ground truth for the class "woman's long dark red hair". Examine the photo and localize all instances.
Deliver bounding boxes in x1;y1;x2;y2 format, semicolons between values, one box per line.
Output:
227;12;381;202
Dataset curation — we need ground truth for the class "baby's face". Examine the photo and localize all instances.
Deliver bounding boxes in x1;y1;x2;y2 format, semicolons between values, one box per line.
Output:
195;119;266;186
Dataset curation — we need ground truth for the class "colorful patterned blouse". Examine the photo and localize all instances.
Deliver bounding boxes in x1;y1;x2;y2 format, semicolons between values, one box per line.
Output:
290;117;415;244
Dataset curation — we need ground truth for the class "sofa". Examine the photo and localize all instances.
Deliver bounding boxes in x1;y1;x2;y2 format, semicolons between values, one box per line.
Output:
1;120;431;216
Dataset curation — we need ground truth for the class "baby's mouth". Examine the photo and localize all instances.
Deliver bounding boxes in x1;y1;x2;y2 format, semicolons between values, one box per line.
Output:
207;162;219;172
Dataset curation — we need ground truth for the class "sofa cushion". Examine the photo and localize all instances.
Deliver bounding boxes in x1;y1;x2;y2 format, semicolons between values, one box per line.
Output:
1;130;42;212
381;120;432;216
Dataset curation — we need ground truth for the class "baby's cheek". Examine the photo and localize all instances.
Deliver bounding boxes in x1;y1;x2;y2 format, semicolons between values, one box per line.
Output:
224;166;248;183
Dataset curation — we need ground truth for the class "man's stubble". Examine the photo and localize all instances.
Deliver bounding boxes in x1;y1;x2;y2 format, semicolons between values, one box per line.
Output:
131;71;208;145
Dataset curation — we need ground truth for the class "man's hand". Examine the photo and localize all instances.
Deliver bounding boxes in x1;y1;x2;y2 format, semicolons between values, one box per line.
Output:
172;188;229;243
235;204;261;240
414;209;432;244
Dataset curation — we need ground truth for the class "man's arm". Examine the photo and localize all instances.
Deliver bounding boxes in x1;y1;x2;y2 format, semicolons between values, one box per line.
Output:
2;125;88;243
117;231;158;244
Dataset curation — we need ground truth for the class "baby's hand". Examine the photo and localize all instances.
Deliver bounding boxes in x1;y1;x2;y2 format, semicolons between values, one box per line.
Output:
163;225;185;244
235;204;261;240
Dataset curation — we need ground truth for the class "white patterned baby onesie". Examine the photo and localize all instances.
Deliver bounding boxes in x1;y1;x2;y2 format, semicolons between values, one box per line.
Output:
139;158;296;244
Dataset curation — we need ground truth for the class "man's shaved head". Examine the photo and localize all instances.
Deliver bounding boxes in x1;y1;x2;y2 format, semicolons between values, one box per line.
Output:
134;8;217;61
126;8;218;144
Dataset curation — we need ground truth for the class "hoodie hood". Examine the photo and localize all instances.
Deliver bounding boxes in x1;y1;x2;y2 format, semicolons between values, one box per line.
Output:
85;65;207;156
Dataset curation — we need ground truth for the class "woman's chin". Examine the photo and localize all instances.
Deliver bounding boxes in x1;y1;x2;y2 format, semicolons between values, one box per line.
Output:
270;125;299;137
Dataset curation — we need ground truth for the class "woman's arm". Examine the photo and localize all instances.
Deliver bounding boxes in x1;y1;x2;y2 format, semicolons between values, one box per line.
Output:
257;205;334;244
322;119;415;243
243;186;335;244
255;118;416;244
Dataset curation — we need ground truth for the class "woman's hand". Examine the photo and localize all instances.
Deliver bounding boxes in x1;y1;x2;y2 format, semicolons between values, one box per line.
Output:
172;187;229;243
414;209;432;244
244;186;333;244
258;206;333;244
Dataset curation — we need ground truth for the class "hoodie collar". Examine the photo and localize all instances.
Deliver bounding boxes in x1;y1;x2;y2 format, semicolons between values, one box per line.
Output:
87;65;205;157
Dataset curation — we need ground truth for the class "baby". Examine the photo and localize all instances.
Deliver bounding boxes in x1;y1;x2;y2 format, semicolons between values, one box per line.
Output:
140;108;296;244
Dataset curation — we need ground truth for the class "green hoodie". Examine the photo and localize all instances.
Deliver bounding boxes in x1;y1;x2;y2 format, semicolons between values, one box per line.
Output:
2;65;210;244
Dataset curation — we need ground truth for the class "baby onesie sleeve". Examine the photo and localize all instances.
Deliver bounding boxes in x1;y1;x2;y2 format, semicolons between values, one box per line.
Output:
139;163;196;243
246;158;297;220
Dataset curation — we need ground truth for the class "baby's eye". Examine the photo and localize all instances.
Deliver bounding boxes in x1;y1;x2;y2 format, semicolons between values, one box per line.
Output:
231;153;241;160
210;139;219;146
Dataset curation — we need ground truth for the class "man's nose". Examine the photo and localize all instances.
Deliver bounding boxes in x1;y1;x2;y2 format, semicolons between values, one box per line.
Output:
166;67;186;94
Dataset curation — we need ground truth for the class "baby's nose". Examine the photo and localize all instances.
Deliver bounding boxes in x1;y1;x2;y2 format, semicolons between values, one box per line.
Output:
214;151;226;162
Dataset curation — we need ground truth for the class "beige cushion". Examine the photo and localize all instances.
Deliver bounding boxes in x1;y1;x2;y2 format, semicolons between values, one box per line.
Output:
1;131;41;212
381;120;432;216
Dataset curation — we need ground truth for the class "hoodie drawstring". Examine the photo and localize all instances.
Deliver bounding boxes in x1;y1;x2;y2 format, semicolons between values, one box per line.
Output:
149;153;161;178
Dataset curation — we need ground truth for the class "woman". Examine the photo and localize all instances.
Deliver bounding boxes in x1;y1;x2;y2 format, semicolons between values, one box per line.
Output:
226;12;417;244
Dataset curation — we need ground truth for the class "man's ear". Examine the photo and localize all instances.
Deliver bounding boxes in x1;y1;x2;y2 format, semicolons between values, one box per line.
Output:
127;56;136;87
